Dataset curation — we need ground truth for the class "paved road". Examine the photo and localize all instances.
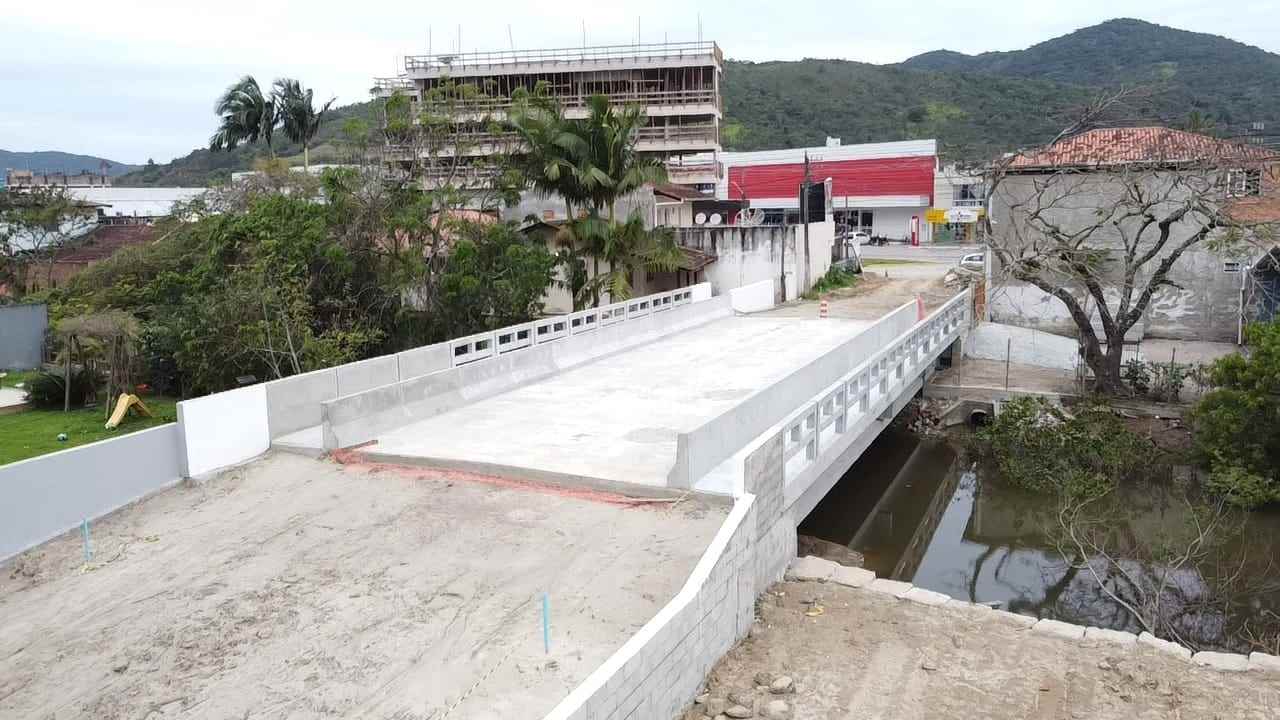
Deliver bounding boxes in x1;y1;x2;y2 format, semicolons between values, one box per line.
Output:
860;244;981;264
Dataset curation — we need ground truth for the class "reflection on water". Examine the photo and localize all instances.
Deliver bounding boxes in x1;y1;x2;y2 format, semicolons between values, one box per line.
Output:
799;429;1280;652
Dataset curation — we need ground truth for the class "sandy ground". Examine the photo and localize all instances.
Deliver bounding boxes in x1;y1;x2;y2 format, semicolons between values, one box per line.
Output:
0;453;726;720
764;261;956;322
687;580;1280;720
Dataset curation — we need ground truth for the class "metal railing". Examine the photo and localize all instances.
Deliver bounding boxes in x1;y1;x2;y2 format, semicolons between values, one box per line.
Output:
447;286;699;367
404;41;722;74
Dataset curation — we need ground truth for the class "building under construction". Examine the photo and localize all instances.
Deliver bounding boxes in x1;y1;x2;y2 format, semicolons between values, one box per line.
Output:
374;41;723;189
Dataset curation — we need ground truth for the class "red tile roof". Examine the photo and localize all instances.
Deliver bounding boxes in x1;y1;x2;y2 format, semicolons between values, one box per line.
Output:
55;225;157;264
1007;127;1279;170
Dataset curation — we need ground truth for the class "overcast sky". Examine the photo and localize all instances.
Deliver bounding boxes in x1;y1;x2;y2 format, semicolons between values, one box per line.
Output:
3;0;1278;165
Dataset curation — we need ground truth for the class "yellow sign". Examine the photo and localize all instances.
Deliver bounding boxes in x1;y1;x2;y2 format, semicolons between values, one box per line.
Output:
925;209;947;224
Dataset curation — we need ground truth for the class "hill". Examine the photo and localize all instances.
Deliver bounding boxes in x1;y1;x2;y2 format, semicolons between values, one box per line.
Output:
116;19;1280;184
117;101;377;187
720;60;1095;160
899;19;1280;134
0;150;139;179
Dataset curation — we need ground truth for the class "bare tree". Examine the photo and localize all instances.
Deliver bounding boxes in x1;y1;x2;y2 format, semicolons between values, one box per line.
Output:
983;93;1276;392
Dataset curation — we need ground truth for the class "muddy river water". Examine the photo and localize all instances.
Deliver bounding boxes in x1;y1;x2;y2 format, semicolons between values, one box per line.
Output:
800;428;1280;652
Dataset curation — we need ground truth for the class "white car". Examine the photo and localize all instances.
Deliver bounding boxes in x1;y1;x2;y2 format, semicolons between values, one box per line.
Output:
851;231;871;246
959;252;985;271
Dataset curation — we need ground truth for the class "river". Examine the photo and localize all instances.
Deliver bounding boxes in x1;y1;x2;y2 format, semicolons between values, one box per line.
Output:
799;427;1280;653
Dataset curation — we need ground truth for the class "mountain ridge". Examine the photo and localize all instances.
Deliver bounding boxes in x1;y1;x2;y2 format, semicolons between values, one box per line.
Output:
103;18;1280;186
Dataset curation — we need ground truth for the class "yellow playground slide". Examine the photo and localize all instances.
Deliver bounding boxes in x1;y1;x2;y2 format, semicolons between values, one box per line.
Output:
105;393;152;430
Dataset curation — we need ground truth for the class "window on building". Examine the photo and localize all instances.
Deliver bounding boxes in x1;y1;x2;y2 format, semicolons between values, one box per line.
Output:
1226;169;1263;197
860;211;874;229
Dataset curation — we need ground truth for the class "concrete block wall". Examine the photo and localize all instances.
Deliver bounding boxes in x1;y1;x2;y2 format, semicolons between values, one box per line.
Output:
0;302;47;370
542;430;794;720
0;425;185;561
964;321;1081;372
178;384;270;477
264;367;339;438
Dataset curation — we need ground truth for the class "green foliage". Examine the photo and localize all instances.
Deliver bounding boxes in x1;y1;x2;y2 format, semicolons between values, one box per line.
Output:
1123;359;1151;395
24;369;100;409
1189;322;1280;508
802;266;859;300
433;222;558;338
975;396;1155;495
1205;460;1278;509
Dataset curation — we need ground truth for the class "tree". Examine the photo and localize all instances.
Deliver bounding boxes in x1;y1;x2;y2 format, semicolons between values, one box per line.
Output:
433;221;557;338
210;76;277;157
1189;321;1280;508
274;78;335;170
0;185;94;293
508;92;676;306
983;93;1269;392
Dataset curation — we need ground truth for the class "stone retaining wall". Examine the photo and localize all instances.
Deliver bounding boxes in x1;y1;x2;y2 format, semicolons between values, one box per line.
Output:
541;437;794;720
787;555;1280;676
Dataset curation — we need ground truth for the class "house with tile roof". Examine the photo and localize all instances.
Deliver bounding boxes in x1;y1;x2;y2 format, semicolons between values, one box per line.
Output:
986;127;1280;343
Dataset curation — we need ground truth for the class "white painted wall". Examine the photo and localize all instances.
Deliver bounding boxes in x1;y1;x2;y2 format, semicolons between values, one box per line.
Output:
729;279;774;313
682;221;834;303
178;384;270;476
965;322;1081;371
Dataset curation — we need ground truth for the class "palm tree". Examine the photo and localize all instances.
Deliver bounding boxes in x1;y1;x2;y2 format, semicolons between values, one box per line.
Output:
210;76;276;156
583;210;684;302
580;95;668;220
274;78;335;170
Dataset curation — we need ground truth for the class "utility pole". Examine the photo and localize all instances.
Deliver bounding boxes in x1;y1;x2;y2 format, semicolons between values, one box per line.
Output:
801;152;812;294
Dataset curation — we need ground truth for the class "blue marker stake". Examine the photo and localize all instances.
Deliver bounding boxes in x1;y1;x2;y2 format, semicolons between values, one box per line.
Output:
542;592;551;654
81;519;92;563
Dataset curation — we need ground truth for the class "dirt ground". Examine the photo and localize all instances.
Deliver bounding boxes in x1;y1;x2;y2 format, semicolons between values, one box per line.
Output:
688;580;1280;720
0;453;726;720
763;261;957;321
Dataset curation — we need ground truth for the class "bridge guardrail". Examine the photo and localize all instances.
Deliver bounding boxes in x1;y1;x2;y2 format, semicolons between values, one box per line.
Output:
779;290;970;485
668;289;971;489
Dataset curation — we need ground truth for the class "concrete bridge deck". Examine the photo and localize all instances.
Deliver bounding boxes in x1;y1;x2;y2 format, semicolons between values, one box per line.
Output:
366;315;870;489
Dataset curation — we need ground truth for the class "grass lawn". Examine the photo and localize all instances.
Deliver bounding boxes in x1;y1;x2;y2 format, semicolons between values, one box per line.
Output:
0;395;178;466
0;369;41;390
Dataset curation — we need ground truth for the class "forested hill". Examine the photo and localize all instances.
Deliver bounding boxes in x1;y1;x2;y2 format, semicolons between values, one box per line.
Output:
0;150;139;180
116;18;1280;185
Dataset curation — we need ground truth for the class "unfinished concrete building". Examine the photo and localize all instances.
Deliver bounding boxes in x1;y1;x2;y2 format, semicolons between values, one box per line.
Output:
374;42;723;189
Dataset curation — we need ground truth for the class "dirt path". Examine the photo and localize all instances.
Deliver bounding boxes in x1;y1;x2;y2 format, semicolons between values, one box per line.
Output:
763;262;957;321
685;580;1280;719
0;454;725;720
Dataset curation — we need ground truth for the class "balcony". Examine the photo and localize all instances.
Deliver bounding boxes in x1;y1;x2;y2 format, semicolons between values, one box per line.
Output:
952;198;987;208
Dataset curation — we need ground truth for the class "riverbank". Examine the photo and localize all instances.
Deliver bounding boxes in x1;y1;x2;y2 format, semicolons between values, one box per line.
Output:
685;577;1280;719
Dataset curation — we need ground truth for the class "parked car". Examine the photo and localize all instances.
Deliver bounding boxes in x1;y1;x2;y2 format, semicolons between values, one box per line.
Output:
959;252;985;271
851;231;871;246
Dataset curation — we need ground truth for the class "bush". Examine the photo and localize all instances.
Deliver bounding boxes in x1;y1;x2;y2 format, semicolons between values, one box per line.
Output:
24;369;100;409
803;266;859;300
975;396;1155;495
1189;321;1280;508
1206;459;1280;509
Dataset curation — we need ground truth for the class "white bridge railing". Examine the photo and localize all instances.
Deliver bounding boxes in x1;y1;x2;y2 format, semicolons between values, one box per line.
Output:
781;291;970;483
447;286;700;367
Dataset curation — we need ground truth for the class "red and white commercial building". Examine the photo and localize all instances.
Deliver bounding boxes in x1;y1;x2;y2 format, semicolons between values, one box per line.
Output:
714;139;938;244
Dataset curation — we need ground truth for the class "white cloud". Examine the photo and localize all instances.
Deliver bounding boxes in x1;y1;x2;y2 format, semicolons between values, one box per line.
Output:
1;0;1276;164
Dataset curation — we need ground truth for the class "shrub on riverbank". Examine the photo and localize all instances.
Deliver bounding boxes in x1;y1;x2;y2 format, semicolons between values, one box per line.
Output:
973;396;1155;495
1189;321;1280;509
